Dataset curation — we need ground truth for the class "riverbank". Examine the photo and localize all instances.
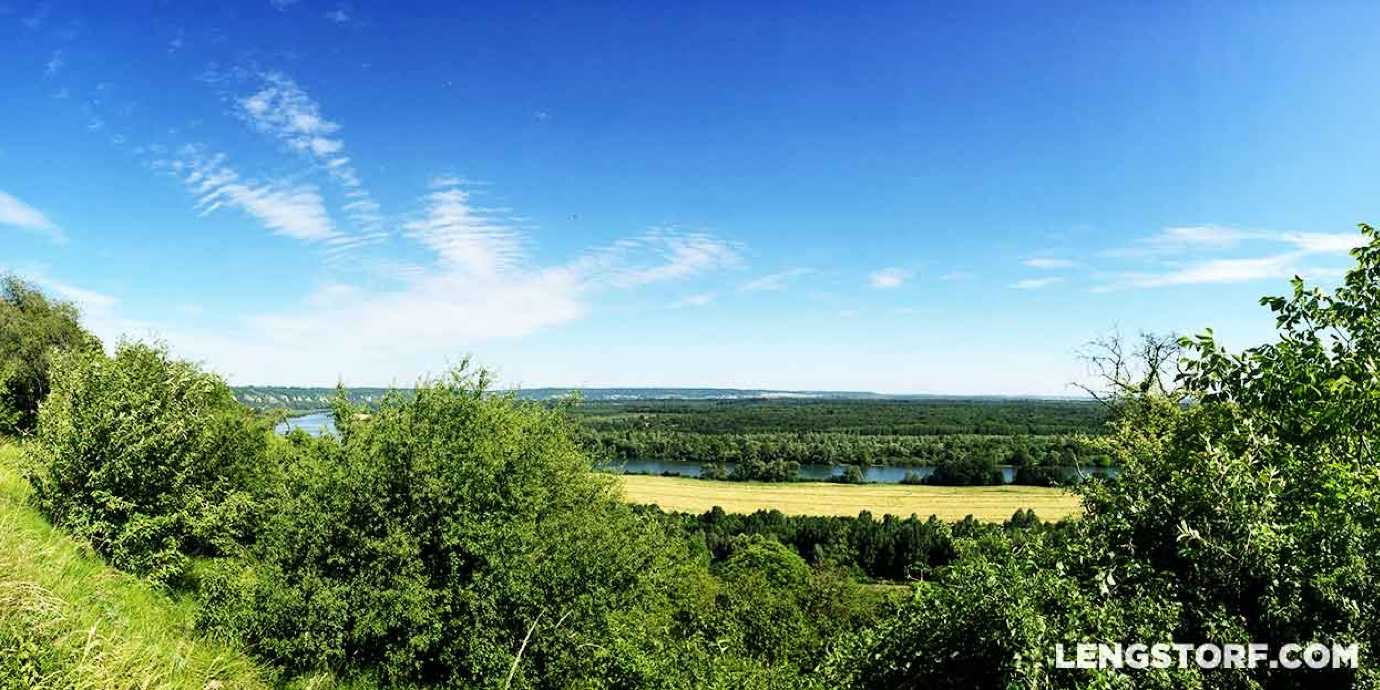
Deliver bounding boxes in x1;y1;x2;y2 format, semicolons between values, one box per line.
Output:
618;474;1082;520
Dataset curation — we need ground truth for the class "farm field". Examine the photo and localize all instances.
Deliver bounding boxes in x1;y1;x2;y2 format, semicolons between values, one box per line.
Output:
618;473;1082;521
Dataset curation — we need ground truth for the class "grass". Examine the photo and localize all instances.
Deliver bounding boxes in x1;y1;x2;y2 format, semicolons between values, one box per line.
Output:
618;474;1083;521
0;441;273;690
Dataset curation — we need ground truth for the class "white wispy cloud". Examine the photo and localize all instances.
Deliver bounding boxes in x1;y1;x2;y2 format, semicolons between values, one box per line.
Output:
44;50;63;77
740;267;813;292
1152;225;1252;250
22;2;50;30
1099;225;1365;289
0;190;65;242
325;5;350;23
161;146;339;243
38;276;118;312
236;72;383;235
40;63;744;383
240;76;341;155
1279;231;1366;254
403;179;526;276
1116;254;1298;288
1022;257;1076;270
1109;225;1364;258
0;266;121;333
868;267;911;288
674;292;716;308
153;185;742;383
1011;277;1064;290
582;230;743;288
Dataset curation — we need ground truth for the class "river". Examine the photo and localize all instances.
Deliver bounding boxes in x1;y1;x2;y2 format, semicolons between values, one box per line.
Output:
277;411;1117;484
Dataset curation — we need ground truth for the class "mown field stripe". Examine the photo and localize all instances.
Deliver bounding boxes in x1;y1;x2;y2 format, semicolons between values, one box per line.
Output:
617;474;1082;521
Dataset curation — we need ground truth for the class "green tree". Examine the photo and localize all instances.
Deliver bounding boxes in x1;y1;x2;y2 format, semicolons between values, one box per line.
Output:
0;275;100;434
24;341;269;584
198;363;698;688
827;224;1380;688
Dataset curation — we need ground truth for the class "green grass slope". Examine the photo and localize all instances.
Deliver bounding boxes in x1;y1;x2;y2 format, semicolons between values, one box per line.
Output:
0;442;272;690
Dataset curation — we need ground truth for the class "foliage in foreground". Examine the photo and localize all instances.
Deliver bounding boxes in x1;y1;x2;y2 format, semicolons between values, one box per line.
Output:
23;342;270;585
824;225;1380;689
0;443;272;690
197;366;881;688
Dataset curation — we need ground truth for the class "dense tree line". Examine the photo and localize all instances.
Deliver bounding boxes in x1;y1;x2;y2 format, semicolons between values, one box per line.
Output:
573;398;1107;436
639;505;1064;582
585;429;1105;471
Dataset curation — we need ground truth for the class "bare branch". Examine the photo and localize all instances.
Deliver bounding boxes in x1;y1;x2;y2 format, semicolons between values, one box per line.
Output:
1074;329;1183;406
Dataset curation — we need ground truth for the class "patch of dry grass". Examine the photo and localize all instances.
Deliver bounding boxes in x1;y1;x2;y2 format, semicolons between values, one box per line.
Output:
618;474;1082;521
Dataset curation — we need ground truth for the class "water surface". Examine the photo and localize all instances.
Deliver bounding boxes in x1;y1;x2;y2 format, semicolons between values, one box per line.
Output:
276;411;1117;484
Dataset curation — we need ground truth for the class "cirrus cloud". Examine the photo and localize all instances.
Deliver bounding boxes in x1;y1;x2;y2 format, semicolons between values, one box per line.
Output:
0;190;65;242
868;267;911;288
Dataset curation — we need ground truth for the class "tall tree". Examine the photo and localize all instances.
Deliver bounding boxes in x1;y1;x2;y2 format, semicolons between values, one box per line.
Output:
0;275;100;434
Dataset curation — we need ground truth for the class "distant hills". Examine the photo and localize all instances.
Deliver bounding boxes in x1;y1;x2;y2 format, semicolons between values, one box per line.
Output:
232;385;1085;412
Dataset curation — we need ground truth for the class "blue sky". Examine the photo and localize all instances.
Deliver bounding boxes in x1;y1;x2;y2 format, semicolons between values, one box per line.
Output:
3;1;1379;394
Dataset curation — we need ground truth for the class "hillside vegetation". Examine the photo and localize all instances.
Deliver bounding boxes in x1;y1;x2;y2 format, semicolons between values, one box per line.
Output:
0;443;271;689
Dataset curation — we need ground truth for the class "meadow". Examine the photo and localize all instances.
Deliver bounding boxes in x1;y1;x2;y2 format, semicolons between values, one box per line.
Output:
618;474;1081;520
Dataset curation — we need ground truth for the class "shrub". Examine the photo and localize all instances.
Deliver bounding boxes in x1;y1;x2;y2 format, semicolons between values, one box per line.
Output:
729;456;799;482
23;341;269;585
1010;463;1069;487
898;470;926;485
829;464;866;484
924;453;1002;486
199;364;692;688
821;533;1190;689
828;225;1380;688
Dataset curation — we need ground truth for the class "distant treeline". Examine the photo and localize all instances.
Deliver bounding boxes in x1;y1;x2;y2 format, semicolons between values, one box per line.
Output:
576;400;1110;482
232;386;999;411
234;385;396;411
585;429;1106;470
574;399;1107;436
641;504;1065;582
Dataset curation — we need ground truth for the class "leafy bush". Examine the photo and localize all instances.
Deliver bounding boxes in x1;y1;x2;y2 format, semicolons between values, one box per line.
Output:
198;364;696;688
924;453;1002;486
821;532;1191;689
707;535;880;670
729;455;799;482
23;342;269;585
1010;463;1069;487
829;464;866;484
827;224;1380;688
0;275;100;435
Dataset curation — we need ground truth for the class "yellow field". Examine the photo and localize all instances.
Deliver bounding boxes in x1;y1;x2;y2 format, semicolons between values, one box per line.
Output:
618;474;1082;521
